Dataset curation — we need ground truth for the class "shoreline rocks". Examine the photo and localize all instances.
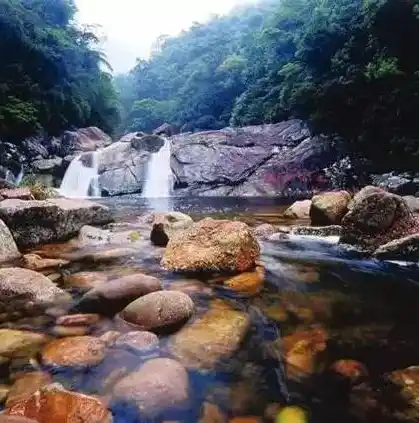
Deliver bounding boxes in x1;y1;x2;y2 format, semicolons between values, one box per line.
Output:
0;198;112;248
310;191;351;226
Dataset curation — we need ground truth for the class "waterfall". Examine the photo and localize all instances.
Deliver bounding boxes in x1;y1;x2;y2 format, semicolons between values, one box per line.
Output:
142;139;172;198
59;151;100;198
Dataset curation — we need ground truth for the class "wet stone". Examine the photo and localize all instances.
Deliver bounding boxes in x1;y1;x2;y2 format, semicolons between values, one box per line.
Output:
114;331;159;354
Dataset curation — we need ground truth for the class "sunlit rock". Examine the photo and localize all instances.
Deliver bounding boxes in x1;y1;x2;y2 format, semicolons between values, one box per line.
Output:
310;191;351;225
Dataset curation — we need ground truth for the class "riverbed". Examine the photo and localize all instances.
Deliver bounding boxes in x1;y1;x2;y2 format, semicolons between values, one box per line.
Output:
1;196;419;422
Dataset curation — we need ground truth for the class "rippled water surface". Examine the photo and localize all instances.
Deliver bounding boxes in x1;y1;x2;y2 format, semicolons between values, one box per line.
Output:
3;196;419;423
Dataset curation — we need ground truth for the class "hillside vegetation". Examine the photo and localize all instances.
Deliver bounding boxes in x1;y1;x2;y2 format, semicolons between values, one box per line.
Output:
118;0;419;171
0;0;119;141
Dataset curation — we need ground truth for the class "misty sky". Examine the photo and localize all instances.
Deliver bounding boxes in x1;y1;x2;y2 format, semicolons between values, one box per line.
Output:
75;0;250;74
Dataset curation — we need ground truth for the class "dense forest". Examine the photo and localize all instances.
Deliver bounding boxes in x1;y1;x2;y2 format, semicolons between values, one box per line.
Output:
0;0;119;141
118;0;419;171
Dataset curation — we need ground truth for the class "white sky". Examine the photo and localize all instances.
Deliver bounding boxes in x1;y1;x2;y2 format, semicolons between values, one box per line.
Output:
75;0;250;74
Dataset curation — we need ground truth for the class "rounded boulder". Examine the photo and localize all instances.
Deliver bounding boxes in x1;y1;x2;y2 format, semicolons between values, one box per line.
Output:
120;291;194;333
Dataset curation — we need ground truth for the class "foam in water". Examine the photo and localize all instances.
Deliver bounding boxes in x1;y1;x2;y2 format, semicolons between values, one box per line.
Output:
142;139;172;198
59;152;100;198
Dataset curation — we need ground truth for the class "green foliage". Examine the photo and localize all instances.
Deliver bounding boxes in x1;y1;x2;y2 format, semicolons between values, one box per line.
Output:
122;0;419;171
19;175;55;200
0;0;119;141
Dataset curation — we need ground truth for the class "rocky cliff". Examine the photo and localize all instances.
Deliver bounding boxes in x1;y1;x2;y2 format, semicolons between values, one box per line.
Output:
171;120;337;197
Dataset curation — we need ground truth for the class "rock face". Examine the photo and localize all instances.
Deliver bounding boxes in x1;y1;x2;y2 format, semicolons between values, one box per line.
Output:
162;218;260;272
97;140;150;196
0;220;20;263
171;301;250;369
0;268;70;310
310;191;351;225
171;120;335;196
112;358;189;415
120;291;194;333
55;127;112;156
340;187;419;251
77;273;162;315
131;134;165;153
150;212;194;247
4;383;113;423
283;200;312;219
0;198;112;248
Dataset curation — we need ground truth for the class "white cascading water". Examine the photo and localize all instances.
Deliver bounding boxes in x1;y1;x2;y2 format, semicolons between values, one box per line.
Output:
59;151;101;198
142;139;172;198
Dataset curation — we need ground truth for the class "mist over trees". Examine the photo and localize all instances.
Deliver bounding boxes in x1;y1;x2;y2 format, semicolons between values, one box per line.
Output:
0;0;120;141
118;0;419;171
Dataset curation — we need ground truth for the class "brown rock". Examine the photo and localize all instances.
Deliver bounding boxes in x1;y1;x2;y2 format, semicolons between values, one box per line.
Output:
22;254;69;271
329;359;368;385
340;187;419;251
0;268;71;312
56;313;101;327
0;417;39;423
229;418;261;423
0;330;49;360
4;383;112;423
113;358;188;414
199;402;228;423
50;326;90;337
162;218;260;273
223;266;265;296
284;200;312;219
120;291;194;333
6;372;52;407
310;191;351;225
41;336;106;368
0;384;11;404
171;300;250;369
168;279;213;296
99;331;121;347
0;188;33;201
77;273;162;315
281;326;328;378
150;212;193;247
115;331;159;353
63;271;108;290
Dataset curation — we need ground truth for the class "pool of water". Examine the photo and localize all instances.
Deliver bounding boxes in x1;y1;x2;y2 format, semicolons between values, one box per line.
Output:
2;196;419;422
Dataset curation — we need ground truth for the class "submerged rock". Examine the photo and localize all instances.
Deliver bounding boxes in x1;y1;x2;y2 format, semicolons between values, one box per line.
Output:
222;266;265;296
0;268;70;311
387;366;419;421
162;218;260;273
6;372;52;407
112;358;189;415
279;326;328;378
150;212;193;247
252;224;277;240
4;383;113;423
0;329;49;360
120;291;194;333
284;200;312;219
171;300;250;369
310;191;351;225
41;336;107;368
291;225;342;237
329;359;368;386
340;187;419;251
0;220;20;264
77;273;162;315
114;331;159;353
78;225;111;246
0;198;112;248
373;233;419;260
22;254;69;271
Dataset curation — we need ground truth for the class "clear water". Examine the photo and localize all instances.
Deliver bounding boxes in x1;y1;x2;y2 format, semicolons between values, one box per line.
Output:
2;197;419;422
142;140;172;198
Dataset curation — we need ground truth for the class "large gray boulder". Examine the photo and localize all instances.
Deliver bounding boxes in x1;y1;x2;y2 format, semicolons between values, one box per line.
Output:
0;219;20;263
98;141;150;196
340;187;419;251
55;127;112;156
0;198;112;248
171;120;335;196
